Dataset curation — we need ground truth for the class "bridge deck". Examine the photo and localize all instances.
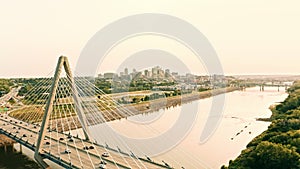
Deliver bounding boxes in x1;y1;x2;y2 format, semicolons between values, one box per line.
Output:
0;114;169;169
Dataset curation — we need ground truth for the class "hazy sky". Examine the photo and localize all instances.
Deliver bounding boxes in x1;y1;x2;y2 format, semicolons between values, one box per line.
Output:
0;0;299;78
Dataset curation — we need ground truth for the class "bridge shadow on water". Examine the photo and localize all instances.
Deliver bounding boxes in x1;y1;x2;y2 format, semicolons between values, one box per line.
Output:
0;145;40;169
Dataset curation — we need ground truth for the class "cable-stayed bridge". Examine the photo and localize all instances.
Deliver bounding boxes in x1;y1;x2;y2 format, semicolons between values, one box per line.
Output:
0;56;174;169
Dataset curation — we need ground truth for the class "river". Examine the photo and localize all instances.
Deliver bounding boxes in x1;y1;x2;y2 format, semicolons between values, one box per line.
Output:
87;86;288;169
0;86;288;169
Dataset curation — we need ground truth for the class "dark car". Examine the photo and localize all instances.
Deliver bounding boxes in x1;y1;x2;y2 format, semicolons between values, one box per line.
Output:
100;160;107;165
65;149;71;154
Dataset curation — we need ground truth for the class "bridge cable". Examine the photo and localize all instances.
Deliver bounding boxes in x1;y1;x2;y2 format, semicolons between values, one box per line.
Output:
74;75;205;168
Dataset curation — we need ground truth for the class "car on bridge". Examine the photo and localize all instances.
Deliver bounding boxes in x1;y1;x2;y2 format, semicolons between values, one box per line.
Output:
64;149;71;154
102;152;109;157
99;160;107;165
99;164;106;169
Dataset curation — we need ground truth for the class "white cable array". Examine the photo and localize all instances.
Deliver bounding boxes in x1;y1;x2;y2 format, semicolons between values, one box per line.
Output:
72;76;148;168
74;75;204;168
58;77;95;168
64;75;127;168
68;75;138;168
56;77;85;167
12;77;52;123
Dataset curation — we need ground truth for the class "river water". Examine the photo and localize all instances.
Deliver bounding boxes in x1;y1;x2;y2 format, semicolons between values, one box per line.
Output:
87;86;288;169
0;86;288;169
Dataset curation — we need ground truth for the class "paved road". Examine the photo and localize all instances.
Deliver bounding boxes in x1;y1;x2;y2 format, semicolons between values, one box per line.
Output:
0;87;21;106
0;114;169;169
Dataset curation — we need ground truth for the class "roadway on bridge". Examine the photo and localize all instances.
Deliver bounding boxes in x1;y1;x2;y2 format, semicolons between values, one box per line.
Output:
0;114;169;169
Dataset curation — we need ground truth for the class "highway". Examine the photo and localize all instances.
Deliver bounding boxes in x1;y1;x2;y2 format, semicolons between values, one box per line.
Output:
0;113;170;169
0;87;21;106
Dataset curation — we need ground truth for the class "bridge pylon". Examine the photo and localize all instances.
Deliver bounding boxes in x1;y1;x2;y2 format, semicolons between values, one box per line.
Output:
34;56;91;168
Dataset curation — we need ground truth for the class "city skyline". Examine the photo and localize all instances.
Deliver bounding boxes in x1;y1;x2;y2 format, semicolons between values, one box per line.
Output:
99;65;300;77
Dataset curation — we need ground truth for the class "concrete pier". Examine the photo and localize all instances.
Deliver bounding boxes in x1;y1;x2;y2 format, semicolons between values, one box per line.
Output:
0;134;16;153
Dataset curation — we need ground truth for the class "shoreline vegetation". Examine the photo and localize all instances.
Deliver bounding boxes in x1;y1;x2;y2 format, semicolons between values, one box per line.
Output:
121;87;239;116
255;117;272;122
222;82;300;169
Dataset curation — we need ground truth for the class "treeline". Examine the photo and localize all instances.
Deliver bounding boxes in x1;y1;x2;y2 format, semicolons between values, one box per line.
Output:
15;78;46;96
0;79;14;97
117;89;194;104
222;81;300;169
95;78;176;94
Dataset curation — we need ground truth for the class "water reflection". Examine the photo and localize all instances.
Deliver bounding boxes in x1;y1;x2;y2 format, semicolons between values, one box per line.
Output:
86;86;288;168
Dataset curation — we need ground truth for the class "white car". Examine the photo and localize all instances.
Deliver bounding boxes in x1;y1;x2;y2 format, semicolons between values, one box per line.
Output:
99;164;106;169
101;152;109;157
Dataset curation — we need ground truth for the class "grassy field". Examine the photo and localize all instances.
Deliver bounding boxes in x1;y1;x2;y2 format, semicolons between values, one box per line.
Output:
9;96;117;123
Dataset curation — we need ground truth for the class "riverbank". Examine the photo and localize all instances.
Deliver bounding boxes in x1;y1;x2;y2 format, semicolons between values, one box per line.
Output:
95;87;240;122
44;87;240;132
222;83;300;169
120;87;239;115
